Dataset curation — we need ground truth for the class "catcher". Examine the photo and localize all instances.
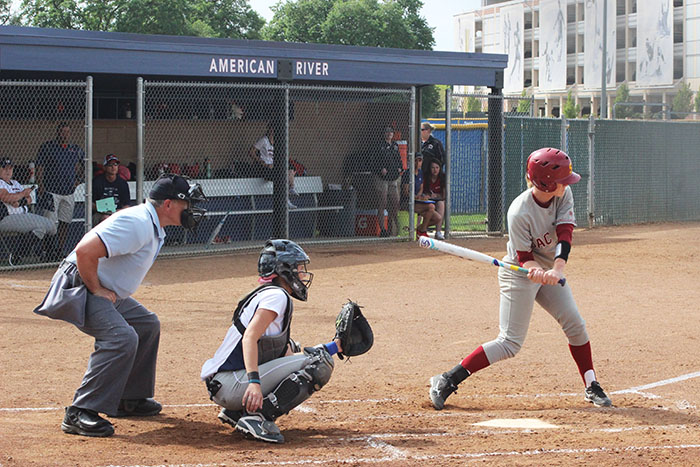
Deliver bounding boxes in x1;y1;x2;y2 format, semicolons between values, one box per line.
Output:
200;239;372;444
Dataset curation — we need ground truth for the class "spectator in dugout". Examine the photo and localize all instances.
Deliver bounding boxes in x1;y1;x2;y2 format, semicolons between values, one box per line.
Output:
420;122;445;186
373;126;403;237
248;123;299;209
36;122;85;260
92;154;132;225
401;153;442;240
0;157;57;263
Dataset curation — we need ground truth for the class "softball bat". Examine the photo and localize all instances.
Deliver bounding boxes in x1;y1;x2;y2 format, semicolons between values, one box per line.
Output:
418;236;566;287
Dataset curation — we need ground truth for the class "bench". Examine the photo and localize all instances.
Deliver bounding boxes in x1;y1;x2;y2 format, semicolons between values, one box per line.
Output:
69;176;345;243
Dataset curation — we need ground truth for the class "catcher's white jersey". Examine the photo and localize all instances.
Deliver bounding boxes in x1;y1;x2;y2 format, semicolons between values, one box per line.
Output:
504;186;576;269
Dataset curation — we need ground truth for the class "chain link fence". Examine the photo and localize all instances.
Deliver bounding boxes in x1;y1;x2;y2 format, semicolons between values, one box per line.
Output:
0;80;90;270
142;81;413;256
446;92;533;237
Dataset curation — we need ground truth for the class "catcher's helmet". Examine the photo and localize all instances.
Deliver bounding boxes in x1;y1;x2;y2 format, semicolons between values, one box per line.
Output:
258;239;313;301
526;148;581;193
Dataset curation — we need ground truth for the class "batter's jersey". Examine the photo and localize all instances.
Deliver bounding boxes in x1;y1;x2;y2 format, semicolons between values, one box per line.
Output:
200;286;292;379
504;186;576;270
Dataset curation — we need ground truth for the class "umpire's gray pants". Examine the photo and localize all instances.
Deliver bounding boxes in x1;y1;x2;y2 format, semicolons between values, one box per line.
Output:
72;293;160;415
209;354;312;411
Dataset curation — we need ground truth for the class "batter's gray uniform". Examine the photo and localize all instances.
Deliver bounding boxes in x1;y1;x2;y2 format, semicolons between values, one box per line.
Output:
481;186;588;364
34;202;165;415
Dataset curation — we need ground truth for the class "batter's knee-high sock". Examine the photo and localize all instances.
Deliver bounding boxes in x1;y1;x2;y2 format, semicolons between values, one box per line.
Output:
459;345;491;376
569;342;596;387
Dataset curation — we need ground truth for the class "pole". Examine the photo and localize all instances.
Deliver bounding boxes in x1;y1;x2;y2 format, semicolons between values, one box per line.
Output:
445;87;452;237
136;77;144;204
85;76;93;231
601;0;608;119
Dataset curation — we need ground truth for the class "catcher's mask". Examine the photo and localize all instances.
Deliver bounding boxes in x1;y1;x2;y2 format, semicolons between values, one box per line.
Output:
526;148;581;193
149;173;207;231
258;239;313;301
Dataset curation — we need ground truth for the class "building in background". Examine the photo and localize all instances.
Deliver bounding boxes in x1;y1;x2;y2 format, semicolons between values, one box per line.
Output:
454;0;699;118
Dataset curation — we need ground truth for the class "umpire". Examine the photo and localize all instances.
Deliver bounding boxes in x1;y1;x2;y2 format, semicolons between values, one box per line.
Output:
33;174;206;437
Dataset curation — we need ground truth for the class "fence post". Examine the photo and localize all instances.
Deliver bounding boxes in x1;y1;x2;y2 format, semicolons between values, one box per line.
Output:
136;77;144;204
487;87;503;235
445;87;452;237
561;113;568;152
85;76;93;232
409;86;416;236
587;114;596;228
283;84;290;239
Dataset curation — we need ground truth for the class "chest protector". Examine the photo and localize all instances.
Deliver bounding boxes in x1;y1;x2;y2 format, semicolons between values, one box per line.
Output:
232;285;293;365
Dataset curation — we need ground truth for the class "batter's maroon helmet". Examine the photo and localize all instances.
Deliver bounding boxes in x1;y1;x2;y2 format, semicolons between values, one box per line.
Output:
526;148;581;193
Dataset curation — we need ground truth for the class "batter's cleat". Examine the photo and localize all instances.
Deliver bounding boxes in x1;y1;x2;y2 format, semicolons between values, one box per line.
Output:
236;413;285;444
113;398;162;417
218;408;243;428
585;381;612;407
61;406;114;437
435;232;445;240
429;374;458;410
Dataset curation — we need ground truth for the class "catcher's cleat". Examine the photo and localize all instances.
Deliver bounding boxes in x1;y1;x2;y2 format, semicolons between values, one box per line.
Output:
429;374;458;410
585;381;612;407
61;406;114;437
218;408;243;428
236;413;285;444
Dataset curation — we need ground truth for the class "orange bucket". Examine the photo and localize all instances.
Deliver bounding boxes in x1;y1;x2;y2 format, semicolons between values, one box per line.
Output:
396;140;408;170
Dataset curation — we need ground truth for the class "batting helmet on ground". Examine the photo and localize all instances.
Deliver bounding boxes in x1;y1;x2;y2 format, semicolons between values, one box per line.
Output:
526;148;581;193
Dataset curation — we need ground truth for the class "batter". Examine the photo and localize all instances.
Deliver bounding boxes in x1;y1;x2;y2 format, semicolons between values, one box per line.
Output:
429;148;612;410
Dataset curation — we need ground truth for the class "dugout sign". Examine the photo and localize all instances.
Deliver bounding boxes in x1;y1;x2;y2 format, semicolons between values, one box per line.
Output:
208;57;330;79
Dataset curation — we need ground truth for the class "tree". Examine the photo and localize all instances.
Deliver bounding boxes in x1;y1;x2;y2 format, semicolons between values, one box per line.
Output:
613;83;631;119
562;90;580;119
263;0;436;115
672;82;693;114
264;0;433;50
18;0;264;39
516;89;531;114
0;0;16;25
695;87;700;113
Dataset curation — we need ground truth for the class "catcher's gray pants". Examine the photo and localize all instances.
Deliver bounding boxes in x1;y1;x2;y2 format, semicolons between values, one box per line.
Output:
72;294;160;415
209;354;313;411
482;268;589;365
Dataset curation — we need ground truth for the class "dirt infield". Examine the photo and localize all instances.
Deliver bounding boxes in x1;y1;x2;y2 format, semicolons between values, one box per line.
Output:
2;222;700;466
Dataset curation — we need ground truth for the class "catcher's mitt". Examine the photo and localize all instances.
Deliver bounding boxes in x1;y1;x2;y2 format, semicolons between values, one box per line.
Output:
334;300;373;359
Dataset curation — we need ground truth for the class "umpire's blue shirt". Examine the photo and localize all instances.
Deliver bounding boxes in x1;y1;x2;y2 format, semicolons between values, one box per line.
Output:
65;202;165;299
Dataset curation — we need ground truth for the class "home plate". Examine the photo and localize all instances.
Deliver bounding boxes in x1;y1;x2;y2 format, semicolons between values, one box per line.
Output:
473;418;559;429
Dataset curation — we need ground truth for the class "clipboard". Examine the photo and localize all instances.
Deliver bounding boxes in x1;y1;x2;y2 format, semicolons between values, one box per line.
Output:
95;197;117;213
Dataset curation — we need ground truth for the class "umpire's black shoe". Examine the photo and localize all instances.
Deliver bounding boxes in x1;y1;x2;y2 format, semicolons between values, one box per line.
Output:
113;398;162;417
61;406;114;437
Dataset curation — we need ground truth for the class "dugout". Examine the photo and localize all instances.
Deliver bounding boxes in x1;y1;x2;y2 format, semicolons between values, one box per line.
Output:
0;25;506;265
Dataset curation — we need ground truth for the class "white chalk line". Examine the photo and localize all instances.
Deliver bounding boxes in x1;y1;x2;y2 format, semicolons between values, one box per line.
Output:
613;371;700;394
4;370;700;414
236;444;700;465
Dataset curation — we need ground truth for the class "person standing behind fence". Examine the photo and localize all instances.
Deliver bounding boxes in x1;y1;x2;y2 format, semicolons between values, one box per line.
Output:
249;123;298;210
373;126;402;237
420;122;445;181
92;154;132;225
36;122;85;260
33;174;207;438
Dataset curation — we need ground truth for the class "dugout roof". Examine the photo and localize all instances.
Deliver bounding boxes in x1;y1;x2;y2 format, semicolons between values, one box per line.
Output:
0;26;506;89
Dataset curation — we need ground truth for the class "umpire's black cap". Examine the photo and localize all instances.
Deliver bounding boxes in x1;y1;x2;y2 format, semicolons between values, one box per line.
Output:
149;173;205;203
